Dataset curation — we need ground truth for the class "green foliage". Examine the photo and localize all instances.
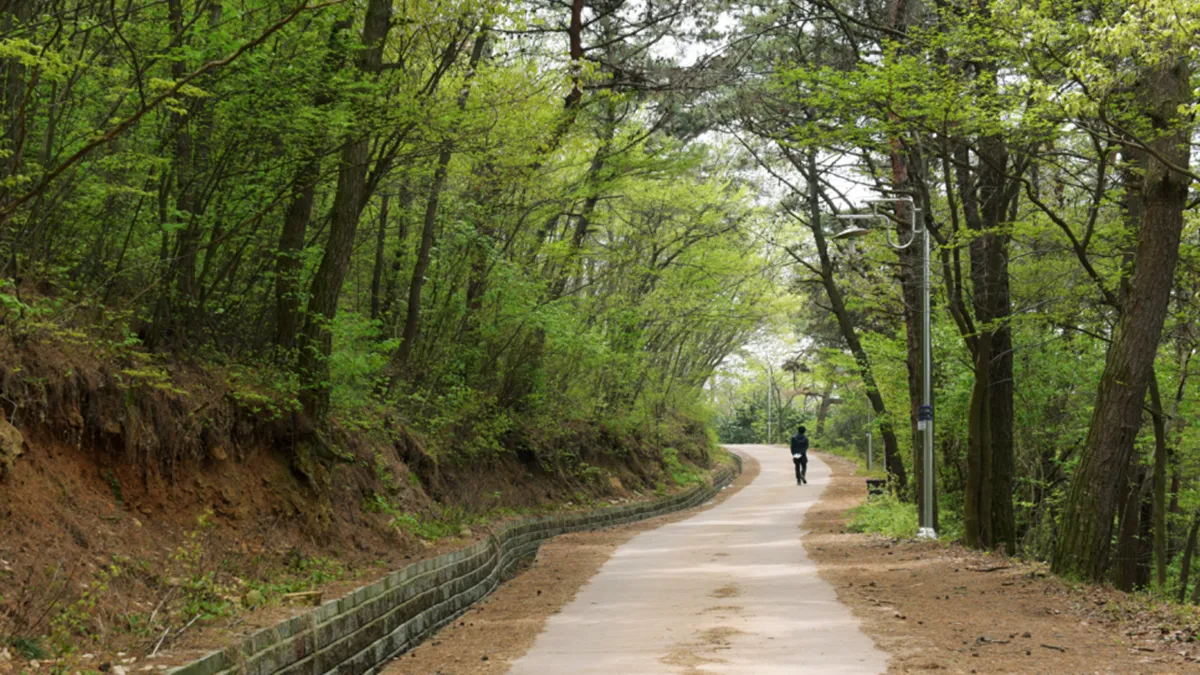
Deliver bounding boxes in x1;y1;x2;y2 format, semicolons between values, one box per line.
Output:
169;510;234;622
246;555;348;602
847;494;918;539
663;448;705;487
328;313;398;427
0;0;787;488
390;507;478;542
225;364;301;420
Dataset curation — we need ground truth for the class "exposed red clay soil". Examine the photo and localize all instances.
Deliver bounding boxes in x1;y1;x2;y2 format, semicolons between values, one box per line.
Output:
384;453;760;675
805;452;1200;674
0;333;717;671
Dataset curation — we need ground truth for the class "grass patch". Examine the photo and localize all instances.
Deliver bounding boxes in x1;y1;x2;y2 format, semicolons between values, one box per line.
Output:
847;493;918;538
663;447;705;487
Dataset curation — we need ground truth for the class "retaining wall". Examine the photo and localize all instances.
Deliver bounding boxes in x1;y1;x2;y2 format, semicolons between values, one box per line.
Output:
171;455;742;675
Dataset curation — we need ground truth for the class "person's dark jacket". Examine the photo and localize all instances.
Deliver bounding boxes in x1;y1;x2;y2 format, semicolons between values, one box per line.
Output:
789;433;809;460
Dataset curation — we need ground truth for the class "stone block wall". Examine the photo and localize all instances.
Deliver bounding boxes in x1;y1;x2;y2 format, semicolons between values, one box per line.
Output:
171;455;741;675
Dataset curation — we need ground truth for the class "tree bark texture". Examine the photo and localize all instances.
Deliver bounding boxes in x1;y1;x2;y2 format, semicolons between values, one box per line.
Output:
958;127;1016;552
1178;509;1200;603
297;0;393;419
274;15;354;353
1052;57;1192;581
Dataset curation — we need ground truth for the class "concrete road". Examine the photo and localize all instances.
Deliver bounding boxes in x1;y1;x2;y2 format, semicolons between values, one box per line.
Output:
507;445;887;674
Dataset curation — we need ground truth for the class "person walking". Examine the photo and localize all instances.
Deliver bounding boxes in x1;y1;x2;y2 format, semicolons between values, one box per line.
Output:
790;425;809;485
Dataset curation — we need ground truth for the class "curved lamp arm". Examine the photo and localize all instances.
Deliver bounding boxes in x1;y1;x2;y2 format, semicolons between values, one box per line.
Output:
867;198;918;251
885;226;916;250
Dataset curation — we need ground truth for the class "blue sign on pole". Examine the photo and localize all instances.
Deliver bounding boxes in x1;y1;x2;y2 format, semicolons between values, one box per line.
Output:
918;405;933;421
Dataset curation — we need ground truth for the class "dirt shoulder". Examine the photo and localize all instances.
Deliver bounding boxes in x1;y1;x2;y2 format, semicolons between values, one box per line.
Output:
384;452;761;675
804;452;1199;674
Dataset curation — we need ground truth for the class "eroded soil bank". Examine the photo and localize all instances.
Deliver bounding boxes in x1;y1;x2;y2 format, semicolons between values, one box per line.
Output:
805;452;1200;674
0;334;721;669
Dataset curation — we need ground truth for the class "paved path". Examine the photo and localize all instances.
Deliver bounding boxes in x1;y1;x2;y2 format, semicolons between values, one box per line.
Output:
507;445;887;674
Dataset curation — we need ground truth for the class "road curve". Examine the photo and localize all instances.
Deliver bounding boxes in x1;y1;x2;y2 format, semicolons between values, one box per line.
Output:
506;445;887;674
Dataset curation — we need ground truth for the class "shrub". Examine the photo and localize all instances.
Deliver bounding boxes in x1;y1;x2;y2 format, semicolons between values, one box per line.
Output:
847;493;918;538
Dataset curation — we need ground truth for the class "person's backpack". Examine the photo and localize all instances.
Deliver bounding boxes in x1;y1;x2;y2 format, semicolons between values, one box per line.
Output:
790;433;808;457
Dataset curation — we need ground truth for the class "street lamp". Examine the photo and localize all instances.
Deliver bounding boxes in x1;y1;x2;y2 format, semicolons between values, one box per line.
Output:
835;198;936;540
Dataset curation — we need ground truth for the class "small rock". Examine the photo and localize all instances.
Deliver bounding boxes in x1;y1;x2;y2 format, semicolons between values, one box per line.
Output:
460;527;473;538
81;654;96;661
113;666;129;675
0;649;10;663
132;518;143;528
140;666;156;672
481;656;489;662
1023;632;1032;638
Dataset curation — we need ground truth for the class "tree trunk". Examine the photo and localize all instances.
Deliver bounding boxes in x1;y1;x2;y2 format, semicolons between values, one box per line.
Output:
815;379;835;436
965;331;993;549
394;148;451;371
369;193;390;321
1149;375;1168;589
393;30;488;373
296;0;393;419
1177;509;1200;603
275;158;319;352
796;148;906;488
378;186;413;326
0;0;33;278
1116;466;1149;591
884;0;922;512
1052;57;1192;581
147;0;198;345
273;15;354;353
956;124;1015;552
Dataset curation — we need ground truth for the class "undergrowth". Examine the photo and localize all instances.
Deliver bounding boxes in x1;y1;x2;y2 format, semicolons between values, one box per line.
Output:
663;447;705;487
847;493;918;538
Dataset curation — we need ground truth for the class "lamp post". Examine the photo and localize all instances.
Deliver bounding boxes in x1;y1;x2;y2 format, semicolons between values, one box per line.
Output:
866;403;873;472
834;198;936;539
766;360;772;445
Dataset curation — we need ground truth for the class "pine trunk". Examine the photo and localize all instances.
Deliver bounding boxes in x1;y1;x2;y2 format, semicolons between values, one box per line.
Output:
1053;57;1191;581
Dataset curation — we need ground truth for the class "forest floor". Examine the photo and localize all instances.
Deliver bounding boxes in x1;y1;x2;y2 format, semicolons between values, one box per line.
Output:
809;453;1200;674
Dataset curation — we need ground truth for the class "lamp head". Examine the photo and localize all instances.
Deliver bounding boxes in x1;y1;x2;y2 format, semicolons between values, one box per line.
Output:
831;226;871;240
